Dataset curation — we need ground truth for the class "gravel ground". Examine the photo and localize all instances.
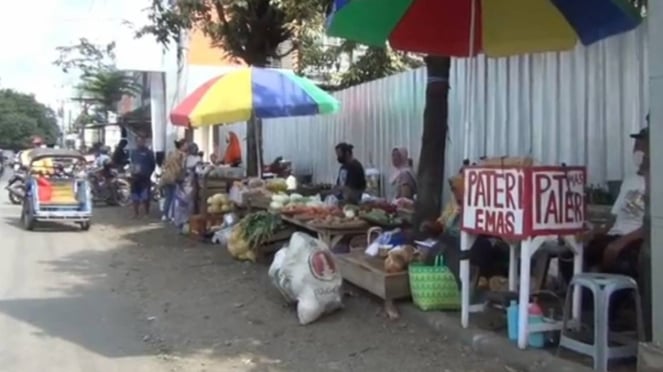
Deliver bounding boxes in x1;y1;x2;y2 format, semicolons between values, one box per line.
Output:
90;206;516;372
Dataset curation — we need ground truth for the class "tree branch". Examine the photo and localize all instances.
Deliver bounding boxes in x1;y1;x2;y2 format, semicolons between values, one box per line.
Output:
275;42;297;58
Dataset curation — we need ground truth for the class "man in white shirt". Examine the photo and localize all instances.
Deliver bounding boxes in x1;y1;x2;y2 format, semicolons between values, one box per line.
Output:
561;126;648;282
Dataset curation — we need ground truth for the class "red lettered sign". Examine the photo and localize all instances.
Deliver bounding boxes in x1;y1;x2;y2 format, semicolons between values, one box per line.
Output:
462;167;526;238
530;167;586;235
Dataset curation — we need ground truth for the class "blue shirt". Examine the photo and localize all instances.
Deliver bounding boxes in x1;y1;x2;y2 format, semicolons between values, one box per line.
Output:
130;147;156;178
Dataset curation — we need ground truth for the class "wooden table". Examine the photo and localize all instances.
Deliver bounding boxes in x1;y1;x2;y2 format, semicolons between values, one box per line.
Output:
281;215;368;249
282;215;408;319
254;226;296;262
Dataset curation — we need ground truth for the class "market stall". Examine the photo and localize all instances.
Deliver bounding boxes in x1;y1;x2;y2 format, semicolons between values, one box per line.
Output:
275;197;415;317
196;165;244;218
460;162;587;349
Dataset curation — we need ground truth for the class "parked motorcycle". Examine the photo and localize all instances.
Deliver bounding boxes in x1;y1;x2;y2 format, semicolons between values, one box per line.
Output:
6;165;26;205
151;169;162;202
89;167;130;206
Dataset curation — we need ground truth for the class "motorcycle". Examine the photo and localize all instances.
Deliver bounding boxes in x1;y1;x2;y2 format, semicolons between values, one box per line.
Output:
151;169;162;202
6;164;26;205
89;167;131;206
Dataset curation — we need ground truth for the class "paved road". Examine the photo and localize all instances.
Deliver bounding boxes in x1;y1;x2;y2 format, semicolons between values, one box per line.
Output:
0;178;168;372
0;173;512;372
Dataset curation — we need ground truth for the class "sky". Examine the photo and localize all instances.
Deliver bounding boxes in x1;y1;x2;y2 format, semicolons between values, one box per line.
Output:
0;0;157;108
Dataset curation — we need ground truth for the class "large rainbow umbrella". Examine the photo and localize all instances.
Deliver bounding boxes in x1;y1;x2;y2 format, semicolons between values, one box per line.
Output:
170;67;340;127
326;0;644;57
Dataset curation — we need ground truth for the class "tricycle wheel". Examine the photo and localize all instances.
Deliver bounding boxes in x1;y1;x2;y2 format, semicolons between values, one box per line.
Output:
8;188;22;205
21;201;35;231
79;221;91;231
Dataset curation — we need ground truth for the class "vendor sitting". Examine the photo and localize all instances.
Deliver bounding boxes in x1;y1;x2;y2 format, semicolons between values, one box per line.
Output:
560;126;648;283
222;132;242;167
390;147;417;200
421;174;509;287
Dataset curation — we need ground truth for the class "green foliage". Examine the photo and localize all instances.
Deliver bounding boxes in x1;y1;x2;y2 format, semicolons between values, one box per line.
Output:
337;47;423;89
54;38;141;121
298;37;423;89
76;69;142;116
140;0;299;66
138;0;420;87
0;89;60;150
54;38;116;74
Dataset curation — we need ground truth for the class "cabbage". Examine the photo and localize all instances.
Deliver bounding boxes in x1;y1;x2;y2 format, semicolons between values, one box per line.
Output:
271;193;289;203
289;193;304;202
270;201;284;210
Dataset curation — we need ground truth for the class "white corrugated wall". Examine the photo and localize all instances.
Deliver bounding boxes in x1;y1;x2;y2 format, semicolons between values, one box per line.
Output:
218;26;648;197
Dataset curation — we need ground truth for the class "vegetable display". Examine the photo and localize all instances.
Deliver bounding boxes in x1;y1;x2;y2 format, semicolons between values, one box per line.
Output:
269;192;325;211
207;193;234;214
360;208;404;228
265;178;288;193
240;212;284;248
227;211;285;262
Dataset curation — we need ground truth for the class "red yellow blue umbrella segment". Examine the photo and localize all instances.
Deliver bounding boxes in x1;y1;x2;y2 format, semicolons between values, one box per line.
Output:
326;0;644;57
170;67;340;128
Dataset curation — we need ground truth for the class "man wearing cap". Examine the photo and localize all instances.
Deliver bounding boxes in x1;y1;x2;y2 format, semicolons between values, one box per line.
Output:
333;142;366;204
561;124;649;283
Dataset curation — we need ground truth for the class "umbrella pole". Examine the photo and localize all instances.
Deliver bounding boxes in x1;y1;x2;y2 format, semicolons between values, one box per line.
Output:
256;115;263;177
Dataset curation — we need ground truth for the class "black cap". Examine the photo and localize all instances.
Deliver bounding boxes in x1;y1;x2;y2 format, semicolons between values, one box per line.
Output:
335;142;354;152
630;127;648;140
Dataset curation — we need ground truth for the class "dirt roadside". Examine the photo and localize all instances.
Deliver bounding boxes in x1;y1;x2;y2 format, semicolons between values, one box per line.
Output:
93;208;515;372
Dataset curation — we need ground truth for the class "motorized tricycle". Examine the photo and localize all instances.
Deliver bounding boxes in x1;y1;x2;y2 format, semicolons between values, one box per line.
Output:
20;148;92;231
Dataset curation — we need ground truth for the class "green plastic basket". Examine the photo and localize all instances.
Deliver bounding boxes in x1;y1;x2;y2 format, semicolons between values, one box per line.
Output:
408;256;460;311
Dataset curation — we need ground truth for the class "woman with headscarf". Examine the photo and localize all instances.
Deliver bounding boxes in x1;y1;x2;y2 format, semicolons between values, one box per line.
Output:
390;147;417;200
223;132;242;167
160;139;188;221
172;142;202;228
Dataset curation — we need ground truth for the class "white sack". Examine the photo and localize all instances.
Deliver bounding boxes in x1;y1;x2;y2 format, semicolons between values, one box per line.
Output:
268;232;343;325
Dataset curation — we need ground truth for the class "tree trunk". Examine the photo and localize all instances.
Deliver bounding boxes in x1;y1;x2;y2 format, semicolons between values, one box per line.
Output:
413;56;452;230
246;115;264;176
246;115;258;176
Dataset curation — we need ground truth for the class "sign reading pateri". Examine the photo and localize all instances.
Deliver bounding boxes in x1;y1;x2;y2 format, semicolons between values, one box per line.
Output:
462;165;586;239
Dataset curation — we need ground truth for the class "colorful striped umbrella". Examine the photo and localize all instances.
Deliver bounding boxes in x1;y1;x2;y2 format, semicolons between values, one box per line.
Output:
326;0;644;57
170;67;340;127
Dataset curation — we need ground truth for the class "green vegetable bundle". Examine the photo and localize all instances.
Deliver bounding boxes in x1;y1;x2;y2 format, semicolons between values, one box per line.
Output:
238;211;284;249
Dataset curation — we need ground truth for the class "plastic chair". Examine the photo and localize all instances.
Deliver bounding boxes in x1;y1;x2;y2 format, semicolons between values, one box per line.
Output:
559;273;645;371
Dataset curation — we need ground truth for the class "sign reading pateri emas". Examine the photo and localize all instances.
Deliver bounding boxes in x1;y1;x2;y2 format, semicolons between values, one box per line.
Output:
462;165;586;239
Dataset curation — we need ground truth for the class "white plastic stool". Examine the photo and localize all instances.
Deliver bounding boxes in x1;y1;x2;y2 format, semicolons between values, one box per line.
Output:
559;273;644;371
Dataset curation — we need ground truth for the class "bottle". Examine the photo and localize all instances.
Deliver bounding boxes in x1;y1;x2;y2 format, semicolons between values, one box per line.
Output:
507;300;518;342
527;298;545;348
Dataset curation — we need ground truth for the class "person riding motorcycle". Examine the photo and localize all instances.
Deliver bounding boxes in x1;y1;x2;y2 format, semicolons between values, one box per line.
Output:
92;146;115;185
20;137;51;174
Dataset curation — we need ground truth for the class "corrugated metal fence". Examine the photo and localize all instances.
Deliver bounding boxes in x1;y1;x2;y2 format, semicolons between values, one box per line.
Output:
218;26;648;197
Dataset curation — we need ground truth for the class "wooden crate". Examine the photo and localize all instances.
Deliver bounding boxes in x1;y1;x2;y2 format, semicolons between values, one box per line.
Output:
335;251;410;300
254;227;296;262
197;175;241;217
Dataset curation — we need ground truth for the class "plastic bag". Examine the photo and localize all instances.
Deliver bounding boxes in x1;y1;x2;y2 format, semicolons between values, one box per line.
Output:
229;183;246;206
268;232;343;325
211;226;233;247
324;194;338;206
